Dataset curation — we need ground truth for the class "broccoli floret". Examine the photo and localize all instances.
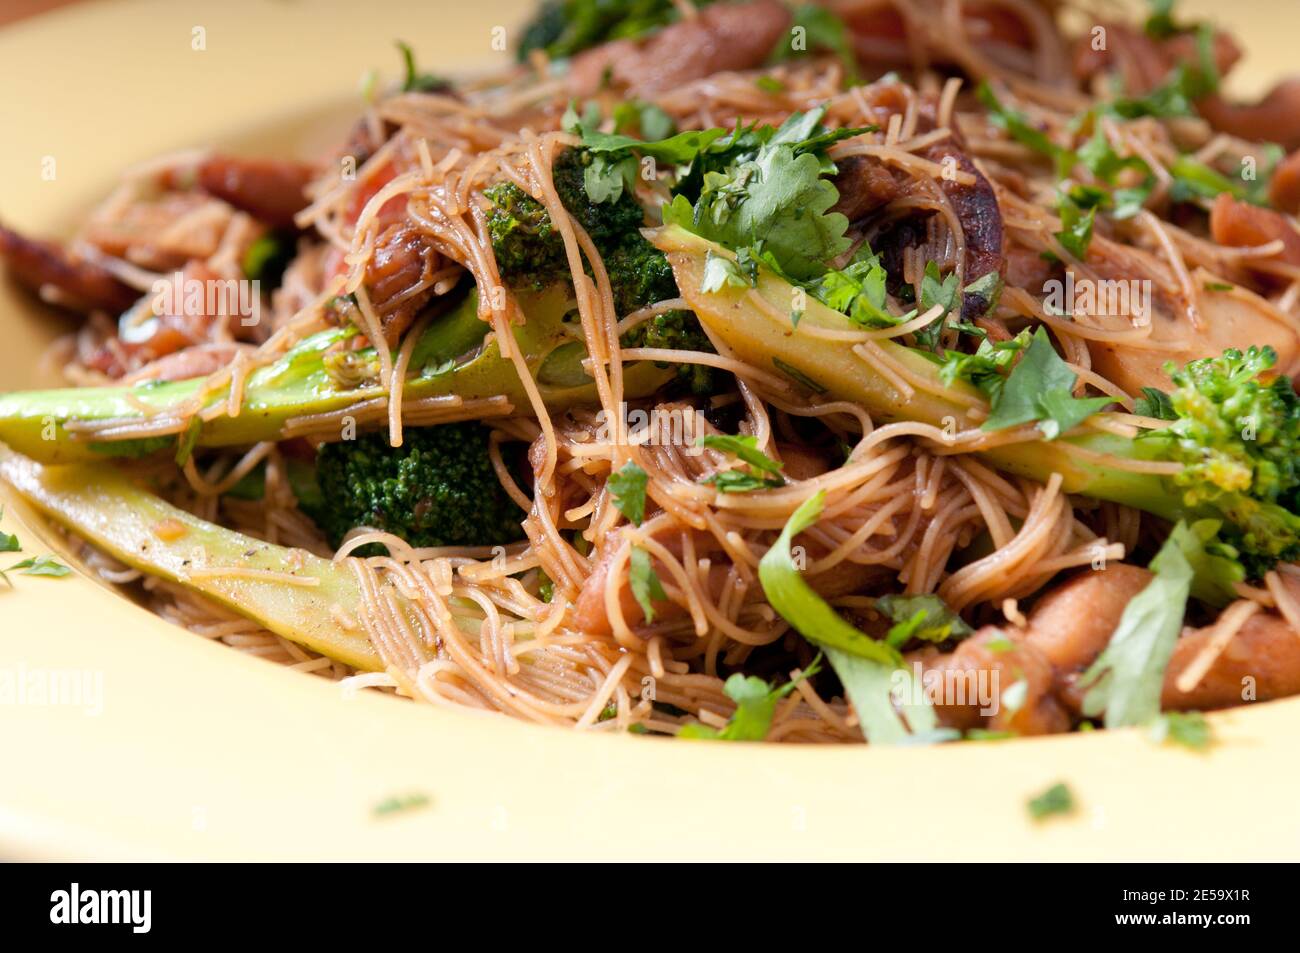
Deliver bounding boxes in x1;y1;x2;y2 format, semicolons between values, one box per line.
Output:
516;0;693;63
550;147;647;248
484;181;567;288
620;309;715;394
486;147;718;393
486;148;656;293
303;423;525;552
1160;346;1300;574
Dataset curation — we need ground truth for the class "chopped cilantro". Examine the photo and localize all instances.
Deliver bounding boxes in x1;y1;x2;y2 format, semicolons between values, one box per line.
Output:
937;328;1030;403
1054;190;1098;261
1133;386;1177;420
0;507;19;554
678;655;823;741
608;461;649;525
875;593;973;648
1027;781;1076;820
1081;526;1196;728
982;327;1112;439
699;434;786;493
5;555;71;578
1148;710;1213;750
661;107;871;281
977;83;1075;178
372;791;432;817
629;544;668;622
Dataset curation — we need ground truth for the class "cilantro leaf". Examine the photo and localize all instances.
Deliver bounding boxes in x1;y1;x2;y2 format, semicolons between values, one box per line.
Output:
983;327;1112;438
1168;155;1269;206
0;506;19;554
1054;190;1098;260
678;655;823;741
1036;389;1115;440
700;434;782;473
757;491;942;743
1134;386;1177;420
699;433;785;493
805;244;907;329
6;555;71;578
914;261;961;349
662;107;859;281
1081;528;1195;728
611;99;675;140
608;461;649;525
1027;781;1076;820
977;83;1075;177
628;545;667;623
937;328;1030;402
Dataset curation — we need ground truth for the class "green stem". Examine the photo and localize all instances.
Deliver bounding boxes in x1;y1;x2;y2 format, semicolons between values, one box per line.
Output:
0;287;675;464
0;446;382;669
652;226;1183;522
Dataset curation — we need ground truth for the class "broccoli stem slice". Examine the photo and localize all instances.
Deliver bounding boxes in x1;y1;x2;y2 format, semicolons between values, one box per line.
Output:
651;225;1181;520
0;446;381;670
0;286;676;464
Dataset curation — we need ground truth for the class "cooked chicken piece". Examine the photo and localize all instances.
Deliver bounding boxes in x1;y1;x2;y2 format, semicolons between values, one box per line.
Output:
1024;564;1153;675
567;0;791;96
123;342;252;384
911;627;1072;735
1162;611;1300;710
1089;279;1300;394
84;262;253;377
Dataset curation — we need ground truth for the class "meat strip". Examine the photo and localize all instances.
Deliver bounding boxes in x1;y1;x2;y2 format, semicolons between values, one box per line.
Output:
568;0;792;96
364;223;444;344
0;222;138;315
166;155;316;229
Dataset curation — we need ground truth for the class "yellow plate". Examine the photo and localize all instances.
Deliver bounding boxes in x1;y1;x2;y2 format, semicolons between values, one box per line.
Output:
1;0;1297;860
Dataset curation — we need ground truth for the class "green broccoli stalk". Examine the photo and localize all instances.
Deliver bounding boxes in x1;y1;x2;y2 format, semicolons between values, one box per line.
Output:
0;445;534;671
0;285;677;465
654;226;1300;580
486;146;716;392
303;423;525;552
0;445;380;670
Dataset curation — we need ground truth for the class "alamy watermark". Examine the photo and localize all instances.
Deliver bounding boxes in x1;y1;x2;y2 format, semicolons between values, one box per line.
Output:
149;272;261;327
0;663;103;716
594;402;708;454
1043;271;1152;325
